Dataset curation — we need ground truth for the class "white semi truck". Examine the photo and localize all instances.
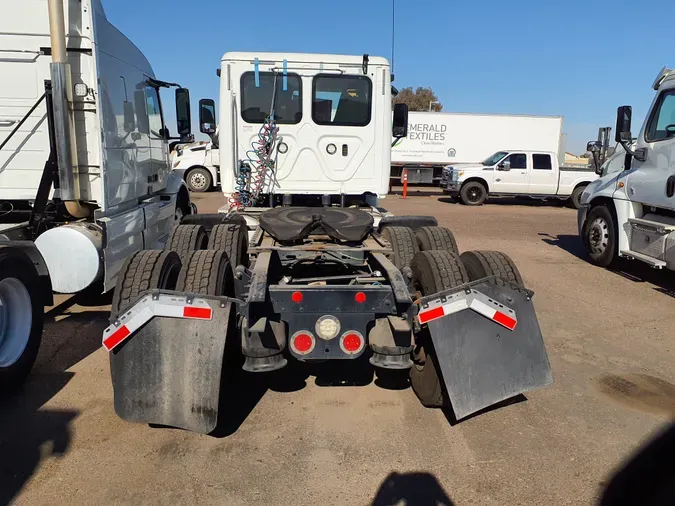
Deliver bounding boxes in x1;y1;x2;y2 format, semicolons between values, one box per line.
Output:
579;67;675;270
101;52;553;434
391;111;567;184
0;0;194;391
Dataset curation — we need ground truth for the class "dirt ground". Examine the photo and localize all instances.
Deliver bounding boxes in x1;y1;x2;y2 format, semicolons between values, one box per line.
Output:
2;189;674;505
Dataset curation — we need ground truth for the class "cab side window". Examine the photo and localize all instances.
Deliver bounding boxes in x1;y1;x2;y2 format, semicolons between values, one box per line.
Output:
646;90;675;142
532;154;552;170
145;85;163;137
506;153;527;169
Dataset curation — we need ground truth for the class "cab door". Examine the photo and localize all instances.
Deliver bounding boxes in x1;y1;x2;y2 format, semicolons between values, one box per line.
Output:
145;85;169;193
491;152;530;193
528;153;557;194
628;87;675;207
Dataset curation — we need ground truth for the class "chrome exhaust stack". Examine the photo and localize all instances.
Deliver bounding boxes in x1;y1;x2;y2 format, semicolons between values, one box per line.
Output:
47;0;88;217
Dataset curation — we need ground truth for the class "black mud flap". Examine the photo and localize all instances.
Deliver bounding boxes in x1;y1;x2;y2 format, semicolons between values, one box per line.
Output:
109;301;233;434
423;281;553;420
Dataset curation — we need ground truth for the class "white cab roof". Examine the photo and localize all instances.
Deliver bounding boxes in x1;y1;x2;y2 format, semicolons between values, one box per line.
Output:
222;52;390;67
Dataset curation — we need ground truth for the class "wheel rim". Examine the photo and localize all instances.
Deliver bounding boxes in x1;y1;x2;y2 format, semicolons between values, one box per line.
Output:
189;172;207;190
467;186;482;203
0;278;33;368
588;217;609;254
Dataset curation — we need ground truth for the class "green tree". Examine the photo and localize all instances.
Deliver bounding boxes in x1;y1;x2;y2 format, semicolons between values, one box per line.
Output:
393;86;443;112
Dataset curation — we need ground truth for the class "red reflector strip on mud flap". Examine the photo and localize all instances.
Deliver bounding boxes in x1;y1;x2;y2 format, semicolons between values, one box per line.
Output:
417;289;518;331
102;294;216;352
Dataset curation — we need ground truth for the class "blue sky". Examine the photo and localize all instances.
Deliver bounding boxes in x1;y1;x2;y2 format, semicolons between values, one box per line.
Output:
104;0;674;154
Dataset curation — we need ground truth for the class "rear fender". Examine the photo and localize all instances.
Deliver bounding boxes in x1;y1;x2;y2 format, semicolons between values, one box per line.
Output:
417;278;552;420
0;241;53;305
104;290;239;434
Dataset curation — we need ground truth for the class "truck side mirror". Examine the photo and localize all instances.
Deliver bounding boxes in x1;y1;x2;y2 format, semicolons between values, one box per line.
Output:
393;103;408;138
498;160;511;171
123;101;135;133
199;99;217;135
615;105;633;143
175;88;192;138
587;141;603;174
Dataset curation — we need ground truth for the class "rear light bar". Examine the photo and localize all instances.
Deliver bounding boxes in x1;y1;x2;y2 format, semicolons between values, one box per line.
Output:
418;289;518;331
102;294;214;352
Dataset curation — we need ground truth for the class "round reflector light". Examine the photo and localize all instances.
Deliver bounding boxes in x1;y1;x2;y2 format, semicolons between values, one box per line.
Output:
340;332;364;355
291;291;303;303
315;315;340;340
291;332;315;354
355;292;366;303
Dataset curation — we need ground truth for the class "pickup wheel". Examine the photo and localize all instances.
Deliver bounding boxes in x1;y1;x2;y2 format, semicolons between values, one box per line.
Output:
208;223;249;268
165;224;208;260
177;250;234;297
582;205;617;267
416;226;459;255
459;181;487;206
111;250;182;315
460;250;524;288
0;250;45;394
186;167;212;193
569;185;586;210
381;226;419;268
410;250;469;408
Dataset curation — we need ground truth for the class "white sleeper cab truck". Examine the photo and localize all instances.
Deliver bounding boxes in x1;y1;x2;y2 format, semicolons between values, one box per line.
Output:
101;52;553;435
441;150;598;208
579;67;675;270
0;0;194;391
392;111;566;185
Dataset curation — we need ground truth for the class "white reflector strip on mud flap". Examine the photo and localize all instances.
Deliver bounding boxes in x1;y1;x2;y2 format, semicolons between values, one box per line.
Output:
417;289;518;331
102;294;214;352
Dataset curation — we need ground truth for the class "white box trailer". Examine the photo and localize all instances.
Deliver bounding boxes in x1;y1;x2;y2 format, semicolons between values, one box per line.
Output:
391;111;565;184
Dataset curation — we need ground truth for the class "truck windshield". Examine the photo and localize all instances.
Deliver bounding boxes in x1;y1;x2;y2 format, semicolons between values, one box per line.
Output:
482;151;508;166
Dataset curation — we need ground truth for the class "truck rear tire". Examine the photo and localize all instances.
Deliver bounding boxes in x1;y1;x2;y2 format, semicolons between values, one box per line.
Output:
460;250;524;287
416;226;459;255
111;250;182;315
0;250;45;394
569;185;586;210
186;167;213;193
165;224;208;260
409;250;469;408
582;205;617;267
177;250;234;297
381;226;419;268
459;181;487;206
208;223;249;268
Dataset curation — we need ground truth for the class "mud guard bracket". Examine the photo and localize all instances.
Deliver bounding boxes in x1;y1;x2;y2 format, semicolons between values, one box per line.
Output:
419;280;553;420
106;291;236;434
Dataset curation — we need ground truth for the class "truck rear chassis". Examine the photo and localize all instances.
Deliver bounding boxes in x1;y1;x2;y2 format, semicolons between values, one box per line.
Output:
103;208;553;434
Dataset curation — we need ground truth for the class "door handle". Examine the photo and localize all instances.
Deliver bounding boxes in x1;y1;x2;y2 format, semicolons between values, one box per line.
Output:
0;120;18;127
496;178;501;182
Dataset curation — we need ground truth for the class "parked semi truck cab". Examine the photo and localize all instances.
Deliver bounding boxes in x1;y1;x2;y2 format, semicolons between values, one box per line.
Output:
579;67;675;270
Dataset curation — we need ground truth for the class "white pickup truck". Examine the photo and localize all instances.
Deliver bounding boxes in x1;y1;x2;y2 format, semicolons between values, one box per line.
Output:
440;150;598;209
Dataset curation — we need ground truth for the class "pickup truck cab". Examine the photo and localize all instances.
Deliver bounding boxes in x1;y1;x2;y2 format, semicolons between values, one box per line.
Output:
441;150;598;208
172;141;220;192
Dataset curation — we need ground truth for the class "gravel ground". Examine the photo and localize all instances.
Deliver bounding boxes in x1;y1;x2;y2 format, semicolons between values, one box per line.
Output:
1;189;673;506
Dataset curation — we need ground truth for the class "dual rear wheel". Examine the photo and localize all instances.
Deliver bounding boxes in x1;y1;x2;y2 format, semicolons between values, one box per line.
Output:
382;223;524;408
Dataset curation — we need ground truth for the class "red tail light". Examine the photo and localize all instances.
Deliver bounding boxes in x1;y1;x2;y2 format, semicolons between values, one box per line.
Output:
355;292;366;303
291;291;303;303
340;332;365;355
290;331;315;355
